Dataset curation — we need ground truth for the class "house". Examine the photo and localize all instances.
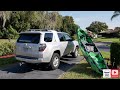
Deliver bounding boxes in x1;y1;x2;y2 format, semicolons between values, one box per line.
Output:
98;29;120;38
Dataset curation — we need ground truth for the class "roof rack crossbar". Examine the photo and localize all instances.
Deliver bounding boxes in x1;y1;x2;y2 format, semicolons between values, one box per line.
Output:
28;29;48;31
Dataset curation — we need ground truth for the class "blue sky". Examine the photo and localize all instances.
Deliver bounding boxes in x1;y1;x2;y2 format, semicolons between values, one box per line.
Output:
59;11;120;30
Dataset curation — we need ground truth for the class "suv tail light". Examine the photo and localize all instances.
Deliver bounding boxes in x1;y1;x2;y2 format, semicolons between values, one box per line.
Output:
39;44;46;51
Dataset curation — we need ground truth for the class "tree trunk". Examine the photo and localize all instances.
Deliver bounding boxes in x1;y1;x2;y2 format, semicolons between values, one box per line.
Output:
2;12;6;29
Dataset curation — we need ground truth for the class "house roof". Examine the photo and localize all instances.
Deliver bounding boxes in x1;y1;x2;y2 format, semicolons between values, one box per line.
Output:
99;29;120;34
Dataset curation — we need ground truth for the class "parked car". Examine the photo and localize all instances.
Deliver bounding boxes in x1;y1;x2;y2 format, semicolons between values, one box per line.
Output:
15;29;79;70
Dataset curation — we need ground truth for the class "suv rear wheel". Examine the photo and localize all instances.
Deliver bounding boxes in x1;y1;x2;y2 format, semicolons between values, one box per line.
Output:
48;53;60;70
71;48;79;58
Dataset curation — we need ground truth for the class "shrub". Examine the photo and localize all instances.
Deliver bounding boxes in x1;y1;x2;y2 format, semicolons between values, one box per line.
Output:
0;30;4;38
6;25;19;39
0;42;15;56
0;26;19;39
72;35;77;40
110;42;120;68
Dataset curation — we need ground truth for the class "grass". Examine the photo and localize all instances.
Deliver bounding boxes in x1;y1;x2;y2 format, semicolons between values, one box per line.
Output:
106;44;110;47
101;51;110;60
101;51;111;65
59;59;120;79
59;50;111;79
93;37;120;42
59;60;102;79
0;57;19;67
78;49;83;56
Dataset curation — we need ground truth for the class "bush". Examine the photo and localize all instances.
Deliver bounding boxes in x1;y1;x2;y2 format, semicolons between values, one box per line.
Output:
0;26;19;39
110;42;120;68
0;30;4;38
72;35;77;40
6;25;19;39
0;42;15;56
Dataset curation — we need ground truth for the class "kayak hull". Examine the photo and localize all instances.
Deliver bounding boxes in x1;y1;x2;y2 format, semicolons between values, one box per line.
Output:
77;28;108;74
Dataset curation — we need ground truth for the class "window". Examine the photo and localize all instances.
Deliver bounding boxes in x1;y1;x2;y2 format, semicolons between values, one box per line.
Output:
44;33;53;42
58;33;66;41
17;33;40;44
64;34;72;41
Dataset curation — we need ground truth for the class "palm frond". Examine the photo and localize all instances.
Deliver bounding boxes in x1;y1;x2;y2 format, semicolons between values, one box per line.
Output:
111;11;120;20
111;14;120;20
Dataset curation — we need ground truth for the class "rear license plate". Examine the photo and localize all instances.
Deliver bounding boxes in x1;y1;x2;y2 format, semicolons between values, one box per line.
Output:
23;47;28;52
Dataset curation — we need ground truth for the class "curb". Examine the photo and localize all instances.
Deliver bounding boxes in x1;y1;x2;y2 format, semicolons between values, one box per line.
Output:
0;54;15;59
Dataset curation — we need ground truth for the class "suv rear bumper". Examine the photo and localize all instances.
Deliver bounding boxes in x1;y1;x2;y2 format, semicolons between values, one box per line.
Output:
16;56;44;63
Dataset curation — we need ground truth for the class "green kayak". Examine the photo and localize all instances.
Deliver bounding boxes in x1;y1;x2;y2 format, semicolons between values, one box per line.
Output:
77;28;108;74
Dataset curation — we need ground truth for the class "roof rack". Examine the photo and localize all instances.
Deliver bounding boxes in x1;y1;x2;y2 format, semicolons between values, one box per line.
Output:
26;29;61;33
27;29;48;31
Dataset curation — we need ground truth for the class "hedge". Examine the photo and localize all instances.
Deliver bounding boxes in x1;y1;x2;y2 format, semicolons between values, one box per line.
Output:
0;42;15;56
110;42;120;68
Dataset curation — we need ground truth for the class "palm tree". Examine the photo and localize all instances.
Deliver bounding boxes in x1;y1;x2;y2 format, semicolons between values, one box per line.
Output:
111;11;120;20
0;11;11;28
111;11;120;41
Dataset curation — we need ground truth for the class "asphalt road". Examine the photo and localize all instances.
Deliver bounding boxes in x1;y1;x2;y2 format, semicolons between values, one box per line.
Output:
0;56;83;79
94;42;111;52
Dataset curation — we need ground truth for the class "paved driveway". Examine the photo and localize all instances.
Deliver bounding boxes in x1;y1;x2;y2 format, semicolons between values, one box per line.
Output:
0;56;83;79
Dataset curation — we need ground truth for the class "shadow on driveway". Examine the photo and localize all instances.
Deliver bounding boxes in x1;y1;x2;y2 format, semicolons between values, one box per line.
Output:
1;56;82;74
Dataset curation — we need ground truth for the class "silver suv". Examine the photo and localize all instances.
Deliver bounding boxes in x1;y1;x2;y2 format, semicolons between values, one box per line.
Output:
15;29;79;70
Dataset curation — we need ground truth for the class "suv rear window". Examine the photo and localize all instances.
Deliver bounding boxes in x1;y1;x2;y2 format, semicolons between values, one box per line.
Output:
17;33;40;44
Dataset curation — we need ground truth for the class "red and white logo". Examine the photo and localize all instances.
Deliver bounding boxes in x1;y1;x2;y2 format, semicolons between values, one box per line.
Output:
111;69;119;78
118;69;120;78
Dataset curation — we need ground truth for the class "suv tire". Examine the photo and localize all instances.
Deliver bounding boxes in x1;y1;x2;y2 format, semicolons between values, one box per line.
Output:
72;48;78;58
25;63;34;67
48;53;60;70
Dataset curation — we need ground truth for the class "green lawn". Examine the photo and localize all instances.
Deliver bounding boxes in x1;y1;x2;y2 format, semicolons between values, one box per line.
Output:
0;57;19;67
106;44;110;47
101;51;111;65
101;51;110;60
59;60;102;79
59;50;111;79
93;37;120;42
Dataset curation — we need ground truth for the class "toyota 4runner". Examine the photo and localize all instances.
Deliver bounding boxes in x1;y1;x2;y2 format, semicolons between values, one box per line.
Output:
15;29;79;70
